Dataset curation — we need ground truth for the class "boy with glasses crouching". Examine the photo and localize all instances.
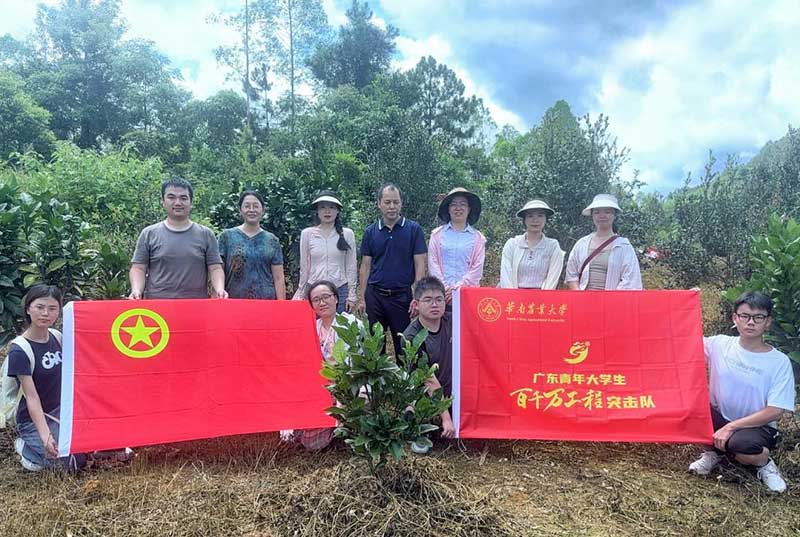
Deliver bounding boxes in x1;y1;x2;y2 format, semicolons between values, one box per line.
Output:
402;277;456;454
689;291;795;492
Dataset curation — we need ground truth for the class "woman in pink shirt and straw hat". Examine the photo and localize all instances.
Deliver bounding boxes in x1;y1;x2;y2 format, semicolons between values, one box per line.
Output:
428;187;487;305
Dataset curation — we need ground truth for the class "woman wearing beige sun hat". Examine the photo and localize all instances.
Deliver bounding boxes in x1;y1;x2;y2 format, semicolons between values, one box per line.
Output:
292;190;358;312
564;193;642;290
499;199;565;289
428;187;487;304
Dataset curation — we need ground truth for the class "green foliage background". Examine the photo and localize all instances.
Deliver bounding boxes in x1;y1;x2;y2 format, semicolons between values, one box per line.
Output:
1;0;799;385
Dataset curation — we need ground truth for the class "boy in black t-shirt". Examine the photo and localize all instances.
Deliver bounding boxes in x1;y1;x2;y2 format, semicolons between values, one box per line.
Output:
402;277;455;453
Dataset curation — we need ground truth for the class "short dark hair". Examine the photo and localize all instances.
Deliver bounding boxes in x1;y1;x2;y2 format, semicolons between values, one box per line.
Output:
161;177;194;200
22;284;63;326
238;190;264;208
734;291;773;316
376;183;401;202
307;280;339;307
412;276;446;300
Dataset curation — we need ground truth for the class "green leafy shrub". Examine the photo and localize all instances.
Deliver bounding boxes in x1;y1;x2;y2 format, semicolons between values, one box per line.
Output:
16;194;95;300
321;316;451;477
11;143;163;248
726;215;800;368
0;179;24;344
0;175;101;342
86;241;131;300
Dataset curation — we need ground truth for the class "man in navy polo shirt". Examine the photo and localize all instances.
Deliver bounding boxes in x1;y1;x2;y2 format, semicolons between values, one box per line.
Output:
357;184;427;355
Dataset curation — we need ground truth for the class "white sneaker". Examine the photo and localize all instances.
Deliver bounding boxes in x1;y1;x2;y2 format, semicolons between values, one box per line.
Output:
15;438;43;472
410;440;431;455
689;450;722;476
757;459;787;493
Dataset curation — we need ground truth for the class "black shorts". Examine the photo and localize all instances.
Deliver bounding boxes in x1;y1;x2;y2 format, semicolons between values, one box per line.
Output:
711;406;779;455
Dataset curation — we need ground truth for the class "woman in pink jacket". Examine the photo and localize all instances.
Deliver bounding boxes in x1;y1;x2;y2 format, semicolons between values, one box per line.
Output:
428;188;486;305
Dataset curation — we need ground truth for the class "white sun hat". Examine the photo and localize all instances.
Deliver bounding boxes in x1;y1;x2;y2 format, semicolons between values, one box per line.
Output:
581;193;622;216
311;194;343;208
516;199;555;217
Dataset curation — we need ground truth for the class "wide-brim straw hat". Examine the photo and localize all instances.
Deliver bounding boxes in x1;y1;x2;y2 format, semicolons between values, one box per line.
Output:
516;199;555;218
311;194;343;209
438;187;482;225
582;193;622;216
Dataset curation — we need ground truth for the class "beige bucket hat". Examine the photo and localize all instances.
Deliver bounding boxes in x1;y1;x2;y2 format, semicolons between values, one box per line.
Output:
311;194;343;208
516;199;555;218
581;193;622;216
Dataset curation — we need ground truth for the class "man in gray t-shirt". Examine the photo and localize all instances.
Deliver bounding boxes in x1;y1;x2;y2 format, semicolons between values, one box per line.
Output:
129;178;226;300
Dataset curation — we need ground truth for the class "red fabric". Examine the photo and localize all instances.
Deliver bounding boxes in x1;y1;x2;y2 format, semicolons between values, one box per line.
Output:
66;299;333;453
456;289;713;443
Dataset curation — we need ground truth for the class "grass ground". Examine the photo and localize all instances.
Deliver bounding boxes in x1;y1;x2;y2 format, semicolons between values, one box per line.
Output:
2;419;799;537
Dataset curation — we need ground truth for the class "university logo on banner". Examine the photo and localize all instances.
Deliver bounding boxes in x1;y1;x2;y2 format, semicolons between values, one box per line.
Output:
452;288;713;443
59;299;334;456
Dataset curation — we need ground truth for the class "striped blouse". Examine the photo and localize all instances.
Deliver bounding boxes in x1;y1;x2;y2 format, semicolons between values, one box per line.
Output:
517;236;561;289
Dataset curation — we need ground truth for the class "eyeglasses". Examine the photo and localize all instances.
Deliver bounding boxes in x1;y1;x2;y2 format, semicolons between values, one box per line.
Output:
310;293;335;305
32;304;59;314
419;297;445;305
735;313;768;324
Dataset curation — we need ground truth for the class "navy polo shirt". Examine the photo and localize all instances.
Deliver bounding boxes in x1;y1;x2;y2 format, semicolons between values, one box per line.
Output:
360;217;427;289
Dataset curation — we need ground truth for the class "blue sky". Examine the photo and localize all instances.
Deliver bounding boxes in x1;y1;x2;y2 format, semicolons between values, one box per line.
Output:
2;0;799;192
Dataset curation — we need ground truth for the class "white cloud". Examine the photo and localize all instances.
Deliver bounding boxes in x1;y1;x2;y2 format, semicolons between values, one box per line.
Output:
120;1;242;99
0;0;58;39
321;0;348;27
591;0;800;190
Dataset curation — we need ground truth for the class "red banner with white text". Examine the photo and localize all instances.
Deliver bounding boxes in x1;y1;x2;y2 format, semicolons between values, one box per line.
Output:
453;289;712;443
59;299;333;455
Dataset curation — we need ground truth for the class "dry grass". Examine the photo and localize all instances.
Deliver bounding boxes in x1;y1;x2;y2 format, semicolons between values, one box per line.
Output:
2;417;799;537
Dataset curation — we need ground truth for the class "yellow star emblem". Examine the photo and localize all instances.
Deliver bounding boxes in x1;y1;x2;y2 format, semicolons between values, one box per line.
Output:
111;308;170;359
121;315;160;348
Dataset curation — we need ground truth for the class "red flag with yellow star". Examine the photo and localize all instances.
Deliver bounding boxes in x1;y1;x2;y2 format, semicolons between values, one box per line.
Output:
58;299;333;455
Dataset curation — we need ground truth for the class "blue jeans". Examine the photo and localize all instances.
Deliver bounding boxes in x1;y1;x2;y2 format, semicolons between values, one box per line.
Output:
16;407;86;471
336;284;348;314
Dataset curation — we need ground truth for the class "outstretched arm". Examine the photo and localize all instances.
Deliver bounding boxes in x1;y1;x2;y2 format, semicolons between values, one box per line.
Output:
208;264;228;298
129;264;147;299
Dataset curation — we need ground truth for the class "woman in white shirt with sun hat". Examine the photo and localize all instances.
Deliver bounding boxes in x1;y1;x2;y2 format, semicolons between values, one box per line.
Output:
565;193;642;290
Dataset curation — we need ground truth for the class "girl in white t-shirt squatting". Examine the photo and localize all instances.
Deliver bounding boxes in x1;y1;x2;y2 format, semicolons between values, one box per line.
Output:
689;291;795;493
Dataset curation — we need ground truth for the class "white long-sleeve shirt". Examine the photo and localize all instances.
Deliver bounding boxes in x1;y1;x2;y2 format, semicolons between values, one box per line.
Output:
564;233;642;290
499;234;564;289
293;226;357;301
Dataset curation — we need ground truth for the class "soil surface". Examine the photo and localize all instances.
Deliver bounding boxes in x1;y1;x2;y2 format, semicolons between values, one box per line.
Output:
2;423;798;536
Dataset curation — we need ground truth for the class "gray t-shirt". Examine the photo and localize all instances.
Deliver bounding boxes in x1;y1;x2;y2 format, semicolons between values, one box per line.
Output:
132;222;222;299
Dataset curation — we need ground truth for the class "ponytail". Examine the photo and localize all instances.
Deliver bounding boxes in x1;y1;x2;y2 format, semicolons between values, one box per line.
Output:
335;215;350;251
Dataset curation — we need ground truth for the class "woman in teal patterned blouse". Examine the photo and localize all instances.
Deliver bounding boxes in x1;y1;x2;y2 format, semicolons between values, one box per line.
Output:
218;191;286;299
